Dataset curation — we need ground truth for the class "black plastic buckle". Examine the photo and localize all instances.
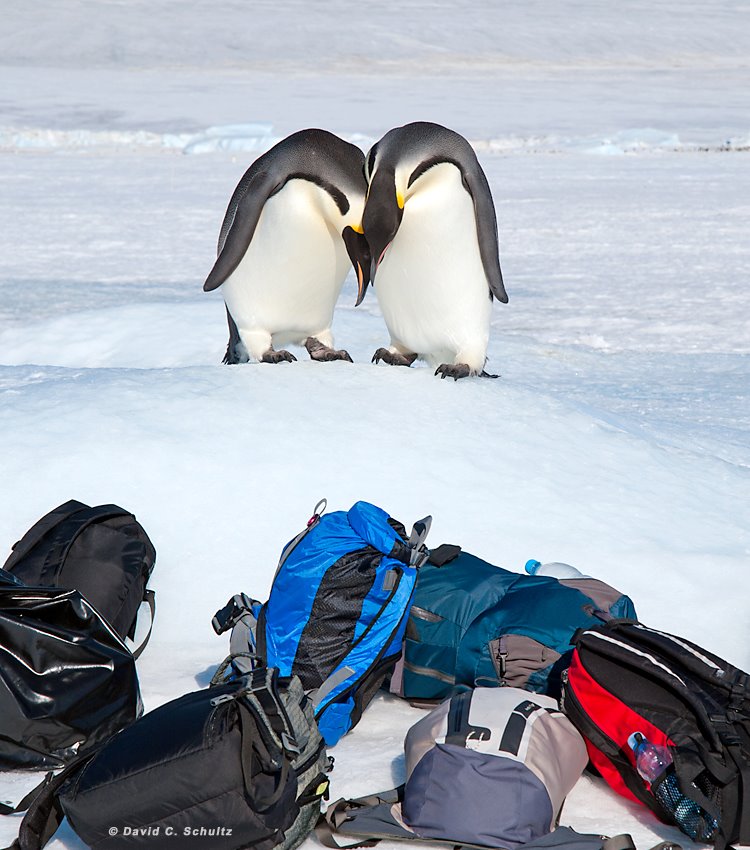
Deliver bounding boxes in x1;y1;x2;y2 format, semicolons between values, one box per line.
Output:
212;593;252;635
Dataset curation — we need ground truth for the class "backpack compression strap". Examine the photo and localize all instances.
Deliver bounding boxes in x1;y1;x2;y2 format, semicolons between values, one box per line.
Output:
390;516;432;568
212;593;262;675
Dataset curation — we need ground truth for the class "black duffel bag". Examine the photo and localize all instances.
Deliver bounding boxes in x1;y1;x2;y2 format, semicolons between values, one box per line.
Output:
5;668;329;850
2;500;156;649
0;585;142;771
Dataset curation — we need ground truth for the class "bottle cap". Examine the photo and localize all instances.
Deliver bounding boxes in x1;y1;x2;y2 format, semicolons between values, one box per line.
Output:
525;559;541;575
627;732;645;750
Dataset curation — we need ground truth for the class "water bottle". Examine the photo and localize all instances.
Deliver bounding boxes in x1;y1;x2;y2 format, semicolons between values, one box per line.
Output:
524;559;589;579
628;732;719;841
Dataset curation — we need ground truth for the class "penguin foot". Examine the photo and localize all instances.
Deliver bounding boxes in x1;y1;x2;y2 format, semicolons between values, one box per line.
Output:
480;369;500;379
304;337;353;363
372;348;418;367
260;348;297;364
435;363;472;381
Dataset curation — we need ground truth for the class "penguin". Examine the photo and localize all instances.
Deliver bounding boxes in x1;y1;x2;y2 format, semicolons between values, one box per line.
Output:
360;121;508;380
203;129;371;364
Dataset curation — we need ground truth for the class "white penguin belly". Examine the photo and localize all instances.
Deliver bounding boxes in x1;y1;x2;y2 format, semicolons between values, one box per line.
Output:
222;180;349;345
375;164;491;369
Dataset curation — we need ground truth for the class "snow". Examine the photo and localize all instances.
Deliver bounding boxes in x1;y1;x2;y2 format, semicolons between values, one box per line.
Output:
1;2;749;848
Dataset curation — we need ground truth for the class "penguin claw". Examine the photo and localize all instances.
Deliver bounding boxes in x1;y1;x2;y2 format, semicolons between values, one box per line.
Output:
261;349;297;364
435;363;471;381
372;348;418;367
304;338;353;363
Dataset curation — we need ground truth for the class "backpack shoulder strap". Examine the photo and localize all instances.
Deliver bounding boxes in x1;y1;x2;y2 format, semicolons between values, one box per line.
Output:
316;787;408;848
1;750;98;850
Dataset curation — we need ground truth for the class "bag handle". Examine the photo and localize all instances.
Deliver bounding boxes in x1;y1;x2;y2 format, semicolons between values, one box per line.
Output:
126;589;156;660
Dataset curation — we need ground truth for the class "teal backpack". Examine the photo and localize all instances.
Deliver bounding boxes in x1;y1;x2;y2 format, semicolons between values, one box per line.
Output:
390;546;636;702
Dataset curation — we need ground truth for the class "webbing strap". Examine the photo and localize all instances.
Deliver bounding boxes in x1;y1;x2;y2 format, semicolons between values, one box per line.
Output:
316;789;403;849
127;589;156;660
238;700;289;812
0;749;99;850
601;837;636;850
726;743;750;844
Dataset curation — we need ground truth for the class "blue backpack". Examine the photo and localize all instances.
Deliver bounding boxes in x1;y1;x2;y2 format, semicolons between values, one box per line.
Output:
391;545;636;702
213;500;431;746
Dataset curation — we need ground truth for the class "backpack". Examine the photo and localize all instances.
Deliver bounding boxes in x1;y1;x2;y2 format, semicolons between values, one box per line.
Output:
212;499;431;746
391;546;636;702
0;585;142;771
320;686;594;849
2;500;156;653
561;619;750;849
211;658;331;850
4;668;329;850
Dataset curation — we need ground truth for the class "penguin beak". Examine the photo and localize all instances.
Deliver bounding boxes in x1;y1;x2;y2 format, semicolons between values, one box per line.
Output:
356;266;369;306
342;226;372;306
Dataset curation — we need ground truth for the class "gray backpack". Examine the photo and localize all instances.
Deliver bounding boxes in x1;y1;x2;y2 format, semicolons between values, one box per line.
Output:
320;688;675;850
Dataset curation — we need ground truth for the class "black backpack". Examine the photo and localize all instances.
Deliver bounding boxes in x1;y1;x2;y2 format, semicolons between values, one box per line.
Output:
561;620;750;850
0;585;143;771
4;668;329;850
2;500;156;650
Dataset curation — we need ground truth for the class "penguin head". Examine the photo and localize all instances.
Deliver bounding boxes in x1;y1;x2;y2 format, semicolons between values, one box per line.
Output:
362;164;404;290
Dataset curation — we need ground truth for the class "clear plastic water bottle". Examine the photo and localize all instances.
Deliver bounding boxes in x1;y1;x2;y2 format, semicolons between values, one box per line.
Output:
628;732;719;841
524;559;589;579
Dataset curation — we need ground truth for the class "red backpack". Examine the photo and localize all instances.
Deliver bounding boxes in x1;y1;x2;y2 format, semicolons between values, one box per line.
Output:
561;619;750;850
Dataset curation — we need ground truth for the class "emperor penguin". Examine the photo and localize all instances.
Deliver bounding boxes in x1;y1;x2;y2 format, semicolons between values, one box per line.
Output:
203;129;371;364
360;122;508;379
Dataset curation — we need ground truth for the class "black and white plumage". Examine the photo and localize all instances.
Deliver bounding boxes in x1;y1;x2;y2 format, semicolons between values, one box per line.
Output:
203;129;370;365
361;122;508;379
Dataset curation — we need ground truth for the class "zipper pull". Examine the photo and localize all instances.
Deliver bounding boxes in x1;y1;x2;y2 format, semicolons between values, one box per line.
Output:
210;693;236;707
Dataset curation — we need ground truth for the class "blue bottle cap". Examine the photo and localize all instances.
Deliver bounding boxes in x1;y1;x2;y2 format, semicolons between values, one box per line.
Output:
525;559;542;575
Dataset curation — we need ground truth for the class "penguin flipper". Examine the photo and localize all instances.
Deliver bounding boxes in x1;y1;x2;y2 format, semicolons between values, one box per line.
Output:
203;169;282;292
460;165;508;304
222;307;249;364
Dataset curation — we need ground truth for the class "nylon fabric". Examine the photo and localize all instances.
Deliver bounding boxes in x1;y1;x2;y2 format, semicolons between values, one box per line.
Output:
2;500;156;644
55;674;303;850
563;620;750;846
401;551;636;700
403;743;554;846
0;587;142;770
251;501;424;746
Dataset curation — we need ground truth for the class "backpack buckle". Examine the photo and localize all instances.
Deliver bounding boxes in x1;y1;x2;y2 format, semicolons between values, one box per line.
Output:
212;593;255;635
